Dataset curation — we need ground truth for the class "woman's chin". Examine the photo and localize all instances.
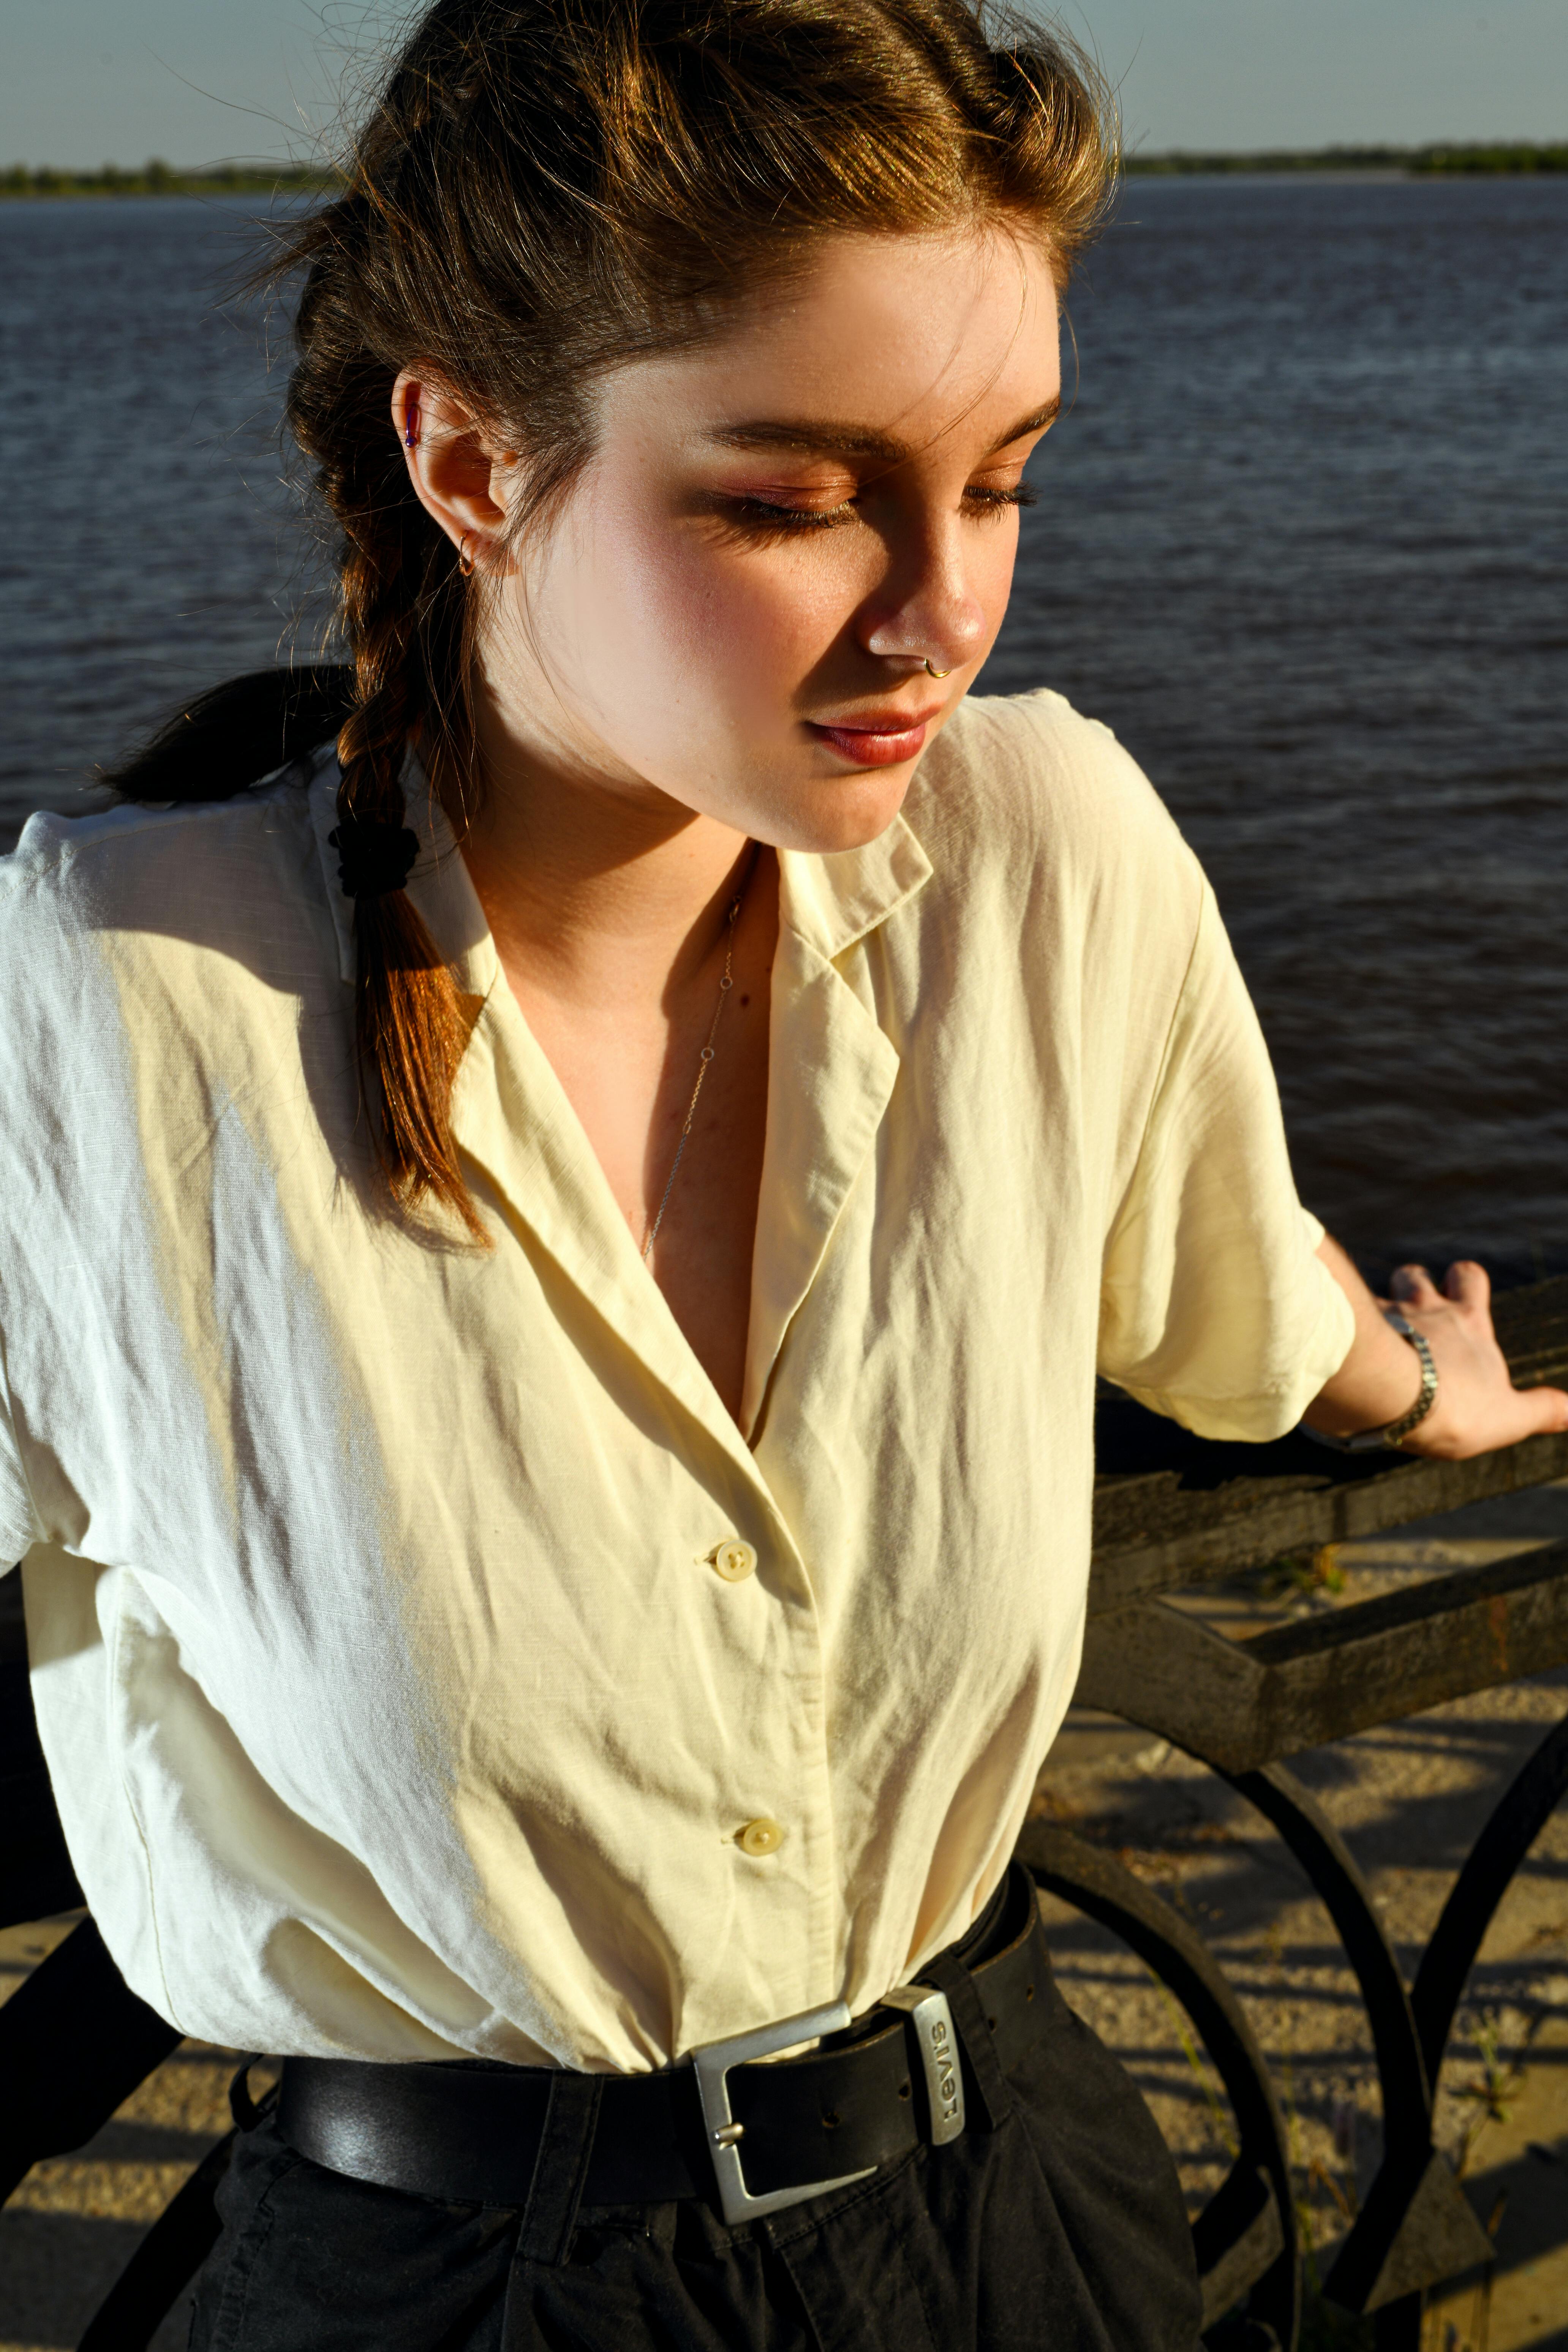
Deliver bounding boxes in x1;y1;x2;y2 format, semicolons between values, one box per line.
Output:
756;764;920;856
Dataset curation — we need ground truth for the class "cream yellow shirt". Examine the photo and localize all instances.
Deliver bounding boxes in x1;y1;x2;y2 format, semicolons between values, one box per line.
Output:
0;689;1351;2067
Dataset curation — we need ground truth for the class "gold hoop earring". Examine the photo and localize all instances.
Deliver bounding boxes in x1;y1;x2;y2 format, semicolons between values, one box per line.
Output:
924;659;952;678
458;534;476;578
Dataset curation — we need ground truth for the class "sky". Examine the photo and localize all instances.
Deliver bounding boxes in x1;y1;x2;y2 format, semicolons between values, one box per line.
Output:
3;0;1565;168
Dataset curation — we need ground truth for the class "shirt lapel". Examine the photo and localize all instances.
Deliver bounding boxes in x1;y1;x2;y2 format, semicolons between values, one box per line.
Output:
391;779;764;1487
740;816;933;1438
450;981;770;1491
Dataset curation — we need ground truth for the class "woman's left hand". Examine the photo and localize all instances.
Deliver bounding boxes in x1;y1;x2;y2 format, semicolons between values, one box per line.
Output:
1378;1260;1568;1459
1306;1237;1568;1460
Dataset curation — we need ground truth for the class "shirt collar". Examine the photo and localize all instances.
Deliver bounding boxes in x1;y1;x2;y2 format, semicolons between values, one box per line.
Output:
775;810;933;964
308;746;934;990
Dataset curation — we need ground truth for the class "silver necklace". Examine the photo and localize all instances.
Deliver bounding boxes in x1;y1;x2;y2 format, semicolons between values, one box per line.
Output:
641;870;750;1263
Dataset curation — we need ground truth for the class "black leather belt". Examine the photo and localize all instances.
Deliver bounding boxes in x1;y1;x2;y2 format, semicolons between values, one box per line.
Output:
276;1862;1050;2224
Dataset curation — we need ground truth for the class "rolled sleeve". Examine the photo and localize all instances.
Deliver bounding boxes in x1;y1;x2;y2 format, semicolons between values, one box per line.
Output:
1098;884;1355;1441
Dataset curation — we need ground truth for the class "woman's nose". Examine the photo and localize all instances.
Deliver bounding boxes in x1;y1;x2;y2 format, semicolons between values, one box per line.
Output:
859;523;990;675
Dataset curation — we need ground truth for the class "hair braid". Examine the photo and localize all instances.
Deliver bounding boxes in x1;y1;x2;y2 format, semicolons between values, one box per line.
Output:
292;246;484;1236
337;560;479;1236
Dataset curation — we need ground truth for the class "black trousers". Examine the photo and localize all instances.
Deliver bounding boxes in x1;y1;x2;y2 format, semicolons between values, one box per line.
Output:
189;1934;1201;2351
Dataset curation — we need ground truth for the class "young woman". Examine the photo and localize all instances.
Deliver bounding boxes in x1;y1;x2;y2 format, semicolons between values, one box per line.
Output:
5;1;1563;2345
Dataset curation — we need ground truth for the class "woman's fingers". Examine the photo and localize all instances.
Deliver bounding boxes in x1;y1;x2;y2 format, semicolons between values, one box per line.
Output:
1389;1263;1445;1309
1443;1258;1491;1312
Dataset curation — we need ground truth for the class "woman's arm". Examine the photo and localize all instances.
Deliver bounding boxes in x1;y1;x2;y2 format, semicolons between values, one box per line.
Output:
1304;1233;1568;1461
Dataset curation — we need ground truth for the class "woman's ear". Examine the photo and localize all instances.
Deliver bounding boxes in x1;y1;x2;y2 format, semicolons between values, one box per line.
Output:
392;371;517;573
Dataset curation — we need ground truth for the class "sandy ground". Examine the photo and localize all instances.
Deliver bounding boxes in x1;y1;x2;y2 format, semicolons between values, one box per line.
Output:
2;1483;1565;2352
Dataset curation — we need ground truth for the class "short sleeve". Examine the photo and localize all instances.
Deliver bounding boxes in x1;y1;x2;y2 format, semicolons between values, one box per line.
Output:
1098;882;1354;1440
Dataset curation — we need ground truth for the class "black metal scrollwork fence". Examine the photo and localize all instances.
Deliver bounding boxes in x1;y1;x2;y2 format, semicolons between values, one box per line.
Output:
3;1278;1567;2348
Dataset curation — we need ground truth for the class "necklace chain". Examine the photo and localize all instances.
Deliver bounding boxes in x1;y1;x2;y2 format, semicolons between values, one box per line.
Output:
641;881;747;1263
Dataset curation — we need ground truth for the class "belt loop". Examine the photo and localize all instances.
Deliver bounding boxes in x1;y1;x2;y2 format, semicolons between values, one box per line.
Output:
921;1946;1014;2132
514;2071;604;2265
228;2056;269;2131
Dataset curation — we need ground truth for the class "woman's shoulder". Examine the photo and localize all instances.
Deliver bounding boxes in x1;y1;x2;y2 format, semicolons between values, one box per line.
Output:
905;686;1195;888
0;760;341;1048
0;760;327;940
3;757;314;889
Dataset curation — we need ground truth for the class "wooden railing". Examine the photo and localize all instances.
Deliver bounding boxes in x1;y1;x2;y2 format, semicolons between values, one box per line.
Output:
3;1277;1567;2347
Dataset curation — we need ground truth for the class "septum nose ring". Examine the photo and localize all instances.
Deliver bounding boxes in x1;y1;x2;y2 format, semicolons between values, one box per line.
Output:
924;659;953;679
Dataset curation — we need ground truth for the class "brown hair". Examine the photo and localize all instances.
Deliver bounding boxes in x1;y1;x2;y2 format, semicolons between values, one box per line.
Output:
127;0;1114;1232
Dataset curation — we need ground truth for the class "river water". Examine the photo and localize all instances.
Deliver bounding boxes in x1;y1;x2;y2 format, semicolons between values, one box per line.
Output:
2;180;1564;1281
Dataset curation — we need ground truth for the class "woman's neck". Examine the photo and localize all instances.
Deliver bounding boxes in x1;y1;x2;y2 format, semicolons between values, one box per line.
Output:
446;672;779;1418
454;675;763;1022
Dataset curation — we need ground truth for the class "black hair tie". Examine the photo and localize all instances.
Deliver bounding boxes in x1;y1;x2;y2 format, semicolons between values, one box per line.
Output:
328;815;420;900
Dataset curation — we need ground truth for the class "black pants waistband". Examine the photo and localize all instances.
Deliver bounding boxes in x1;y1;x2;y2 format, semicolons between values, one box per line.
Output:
274;1862;1050;2219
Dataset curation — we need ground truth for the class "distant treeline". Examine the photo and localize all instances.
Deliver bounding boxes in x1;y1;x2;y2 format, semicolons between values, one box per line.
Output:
0;161;341;199
3;144;1564;200
1127;142;1568;176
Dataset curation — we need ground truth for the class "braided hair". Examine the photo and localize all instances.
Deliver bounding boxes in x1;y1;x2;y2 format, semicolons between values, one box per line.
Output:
285;242;479;1230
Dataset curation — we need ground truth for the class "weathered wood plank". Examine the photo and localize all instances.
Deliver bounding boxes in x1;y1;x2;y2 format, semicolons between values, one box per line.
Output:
1077;1540;1568;1771
1491;1274;1568;1388
1088;1276;1568;1614
1089;1429;1568;1613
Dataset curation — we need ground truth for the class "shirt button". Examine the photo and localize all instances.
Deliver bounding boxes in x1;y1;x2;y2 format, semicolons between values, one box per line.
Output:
737;1817;785;1857
712;1540;757;1584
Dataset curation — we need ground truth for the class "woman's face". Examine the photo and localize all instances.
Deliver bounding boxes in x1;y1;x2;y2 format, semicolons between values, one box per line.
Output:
413;224;1062;854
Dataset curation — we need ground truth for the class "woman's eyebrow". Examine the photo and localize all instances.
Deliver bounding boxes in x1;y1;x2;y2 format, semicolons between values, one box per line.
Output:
705;394;1060;465
707;420;909;462
994;395;1061;443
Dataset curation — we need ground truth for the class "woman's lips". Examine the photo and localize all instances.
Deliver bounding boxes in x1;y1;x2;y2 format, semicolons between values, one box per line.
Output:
806;707;944;767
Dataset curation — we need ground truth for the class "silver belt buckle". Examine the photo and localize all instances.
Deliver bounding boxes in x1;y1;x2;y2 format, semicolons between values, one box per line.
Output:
691;2000;877;2225
879;1983;966;2143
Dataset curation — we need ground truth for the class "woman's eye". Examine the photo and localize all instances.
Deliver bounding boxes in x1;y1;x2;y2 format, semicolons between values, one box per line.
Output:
719;495;857;536
963;482;1039;515
705;480;1037;542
